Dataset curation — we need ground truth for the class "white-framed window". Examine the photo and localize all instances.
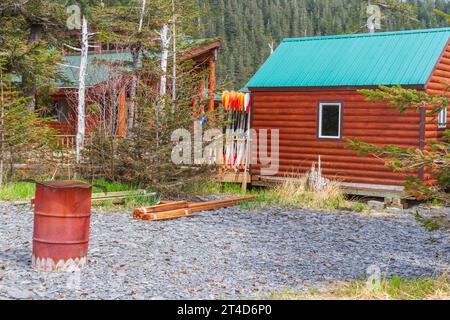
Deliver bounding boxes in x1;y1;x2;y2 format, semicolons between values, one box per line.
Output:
438;106;447;129
318;102;342;139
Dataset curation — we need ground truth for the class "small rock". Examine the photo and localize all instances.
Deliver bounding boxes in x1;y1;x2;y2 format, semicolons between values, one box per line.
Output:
7;287;33;300
368;200;386;211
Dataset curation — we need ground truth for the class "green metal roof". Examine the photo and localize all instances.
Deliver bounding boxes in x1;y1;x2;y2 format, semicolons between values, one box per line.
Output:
58;52;136;88
246;28;450;88
57;38;218;88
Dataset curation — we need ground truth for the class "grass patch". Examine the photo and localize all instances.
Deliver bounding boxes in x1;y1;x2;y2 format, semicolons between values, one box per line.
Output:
183;179;246;196
414;211;449;231
351;202;368;213
0;179;142;201
265;176;345;210
92;194;160;211
183;179;224;195
183;176;367;212
89;179;137;193
268;275;449;300
0;182;36;201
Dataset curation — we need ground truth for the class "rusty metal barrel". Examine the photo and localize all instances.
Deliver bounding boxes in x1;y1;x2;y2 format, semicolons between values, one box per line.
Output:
32;181;92;272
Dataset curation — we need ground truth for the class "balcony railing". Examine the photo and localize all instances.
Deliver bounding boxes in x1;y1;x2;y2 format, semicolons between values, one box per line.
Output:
56;135;76;149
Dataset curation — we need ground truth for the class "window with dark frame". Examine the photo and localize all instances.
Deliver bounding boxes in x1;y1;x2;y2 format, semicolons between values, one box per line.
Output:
318;103;341;139
41;100;69;123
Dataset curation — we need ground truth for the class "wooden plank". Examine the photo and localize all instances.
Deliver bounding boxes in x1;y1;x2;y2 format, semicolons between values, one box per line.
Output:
188;196;255;212
148;201;188;212
92;190;156;202
341;187;413;200
92;190;148;199
251;175;413;199
135;208;193;221
253;173;405;187
133;201;188;219
29;190;155;205
217;172;251;183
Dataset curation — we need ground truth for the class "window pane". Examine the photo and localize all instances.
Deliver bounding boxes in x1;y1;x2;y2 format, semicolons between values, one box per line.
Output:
321;104;340;137
56;100;69;122
39;99;68;122
438;107;447;128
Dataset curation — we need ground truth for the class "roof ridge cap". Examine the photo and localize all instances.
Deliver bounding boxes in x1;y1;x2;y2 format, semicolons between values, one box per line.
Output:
283;28;450;43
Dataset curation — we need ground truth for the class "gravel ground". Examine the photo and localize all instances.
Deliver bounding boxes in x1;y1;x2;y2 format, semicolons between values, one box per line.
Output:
0;201;448;300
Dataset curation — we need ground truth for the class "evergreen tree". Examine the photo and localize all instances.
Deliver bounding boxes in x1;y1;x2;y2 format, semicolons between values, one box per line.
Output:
0;0;66;98
196;0;450;89
0;58;56;184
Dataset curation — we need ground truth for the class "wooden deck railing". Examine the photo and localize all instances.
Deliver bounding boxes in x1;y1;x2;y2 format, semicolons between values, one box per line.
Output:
56;135;76;149
52;135;76;168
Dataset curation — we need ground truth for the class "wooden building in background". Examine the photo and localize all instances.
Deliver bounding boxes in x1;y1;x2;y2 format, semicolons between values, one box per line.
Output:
246;28;450;196
44;39;220;141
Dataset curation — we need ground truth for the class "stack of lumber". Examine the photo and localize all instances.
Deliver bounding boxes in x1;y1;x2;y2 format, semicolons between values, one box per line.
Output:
133;195;255;222
133;201;191;221
91;190;155;202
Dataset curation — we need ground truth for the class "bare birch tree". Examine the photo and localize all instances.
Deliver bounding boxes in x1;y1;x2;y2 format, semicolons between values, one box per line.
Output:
159;23;170;98
172;0;177;103
0;65;4;187
76;16;89;163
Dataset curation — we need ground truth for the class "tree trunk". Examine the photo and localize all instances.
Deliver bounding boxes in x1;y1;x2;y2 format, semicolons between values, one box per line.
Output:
127;0;147;133
172;0;177;104
156;24;170;150
127;48;139;132
8;145;13;183
0;73;4;187
160;24;170;98
367;1;380;33
76;16;88;163
138;0;146;32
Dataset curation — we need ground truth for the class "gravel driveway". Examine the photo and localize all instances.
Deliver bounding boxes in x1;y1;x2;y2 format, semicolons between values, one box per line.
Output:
0;201;448;300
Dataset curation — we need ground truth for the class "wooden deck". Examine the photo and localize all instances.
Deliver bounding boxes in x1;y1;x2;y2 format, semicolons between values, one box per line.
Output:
218;173;412;201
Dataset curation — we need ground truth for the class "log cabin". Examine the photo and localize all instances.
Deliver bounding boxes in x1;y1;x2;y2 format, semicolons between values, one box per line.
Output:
246;28;450;199
42;39;220;142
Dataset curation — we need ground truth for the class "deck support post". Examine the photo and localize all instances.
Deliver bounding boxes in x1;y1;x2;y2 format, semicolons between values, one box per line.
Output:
241;94;252;192
208;50;216;112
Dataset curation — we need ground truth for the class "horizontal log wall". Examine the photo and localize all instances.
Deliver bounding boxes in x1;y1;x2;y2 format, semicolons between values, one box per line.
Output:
426;40;450;144
48;121;73;135
424;40;450;184
250;90;421;186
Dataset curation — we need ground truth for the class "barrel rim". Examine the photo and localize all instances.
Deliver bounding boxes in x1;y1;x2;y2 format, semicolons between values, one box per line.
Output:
36;180;92;189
